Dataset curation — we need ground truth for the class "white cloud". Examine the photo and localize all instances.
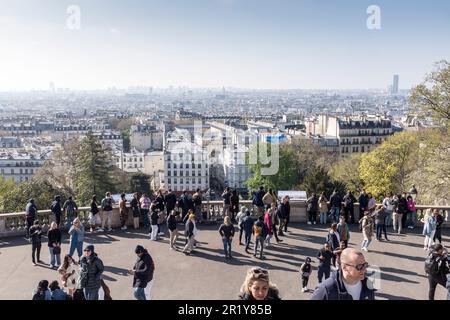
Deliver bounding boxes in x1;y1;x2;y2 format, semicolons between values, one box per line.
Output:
110;28;123;34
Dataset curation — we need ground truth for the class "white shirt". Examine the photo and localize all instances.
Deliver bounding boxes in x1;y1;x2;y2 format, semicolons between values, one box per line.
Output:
343;280;362;300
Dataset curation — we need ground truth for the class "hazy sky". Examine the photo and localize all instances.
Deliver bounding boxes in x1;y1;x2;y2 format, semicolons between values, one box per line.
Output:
0;0;449;91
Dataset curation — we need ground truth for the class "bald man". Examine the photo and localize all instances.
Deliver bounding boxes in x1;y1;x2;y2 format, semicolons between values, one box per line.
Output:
311;248;375;300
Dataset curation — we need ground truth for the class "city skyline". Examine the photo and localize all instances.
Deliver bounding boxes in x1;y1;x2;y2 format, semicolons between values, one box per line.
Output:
1;0;449;91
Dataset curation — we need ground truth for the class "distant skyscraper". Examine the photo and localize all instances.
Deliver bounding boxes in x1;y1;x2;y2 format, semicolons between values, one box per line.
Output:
392;75;399;94
49;81;55;93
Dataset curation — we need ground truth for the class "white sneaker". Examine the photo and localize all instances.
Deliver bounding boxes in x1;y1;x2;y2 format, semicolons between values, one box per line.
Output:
302;287;307;293
158;232;164;236
97;228;104;232
121;226;127;230
307;222;312;225
108;228;113;232
313;221;316;225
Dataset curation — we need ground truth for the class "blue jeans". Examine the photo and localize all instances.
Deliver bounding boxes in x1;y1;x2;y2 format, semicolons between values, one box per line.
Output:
320;212;327;224
84;289;99;300
142;209;149;228
407;210;417;228
49;247;61;266
134;287;146;300
239;228;244;243
244;230;252;250
67;215;74;230
362;239;371;249
222;238;232;257
254;236;265;258
69;241;83;258
330;207;340;222
385;211;393;227
318;265;331;283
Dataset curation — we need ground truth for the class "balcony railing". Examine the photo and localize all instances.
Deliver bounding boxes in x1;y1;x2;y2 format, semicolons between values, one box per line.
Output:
0;201;448;238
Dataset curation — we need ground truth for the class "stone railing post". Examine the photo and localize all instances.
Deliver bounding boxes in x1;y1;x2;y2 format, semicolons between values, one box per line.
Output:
0;217;6;233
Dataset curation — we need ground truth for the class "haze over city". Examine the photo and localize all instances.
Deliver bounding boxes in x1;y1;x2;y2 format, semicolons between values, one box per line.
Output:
1;0;449;91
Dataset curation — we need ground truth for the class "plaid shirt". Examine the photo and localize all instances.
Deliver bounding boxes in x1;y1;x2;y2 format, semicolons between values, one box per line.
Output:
140;197;151;210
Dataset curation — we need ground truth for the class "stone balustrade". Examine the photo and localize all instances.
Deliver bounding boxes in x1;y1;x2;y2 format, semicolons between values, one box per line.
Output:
0;201;448;238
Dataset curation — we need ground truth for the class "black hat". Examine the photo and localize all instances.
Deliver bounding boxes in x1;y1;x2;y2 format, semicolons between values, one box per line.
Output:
135;245;145;254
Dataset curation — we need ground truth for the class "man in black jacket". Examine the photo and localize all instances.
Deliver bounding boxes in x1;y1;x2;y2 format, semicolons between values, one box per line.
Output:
50;195;62;227
29;220;43;266
241;211;254;253
278;196;291;234
222;187;232;218
343;191;356;224
25;199;38;238
311;248;375;300
165;189;177;214
178;191;194;222
252;186;265;215
329;190;342;223
131;245;155;300
426;244;450;300
358;190;368;221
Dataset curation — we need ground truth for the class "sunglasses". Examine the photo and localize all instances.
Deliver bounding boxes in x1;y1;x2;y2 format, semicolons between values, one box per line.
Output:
344;262;369;271
251;268;268;275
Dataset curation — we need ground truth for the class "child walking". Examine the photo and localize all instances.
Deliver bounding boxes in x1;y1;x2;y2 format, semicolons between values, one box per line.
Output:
300;257;312;292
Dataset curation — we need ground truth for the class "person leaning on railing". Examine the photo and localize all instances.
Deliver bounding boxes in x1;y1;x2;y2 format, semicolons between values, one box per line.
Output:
25;199;38;239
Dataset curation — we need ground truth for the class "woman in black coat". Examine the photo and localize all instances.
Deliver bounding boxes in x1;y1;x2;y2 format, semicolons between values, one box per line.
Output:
47;222;62;269
230;190;240;222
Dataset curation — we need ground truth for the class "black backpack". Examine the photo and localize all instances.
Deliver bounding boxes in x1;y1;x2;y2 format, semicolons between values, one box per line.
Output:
424;254;438;276
102;198;113;211
32;290;46;300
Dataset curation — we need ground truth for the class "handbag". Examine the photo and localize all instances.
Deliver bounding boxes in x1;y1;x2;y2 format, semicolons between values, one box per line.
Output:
53;246;61;255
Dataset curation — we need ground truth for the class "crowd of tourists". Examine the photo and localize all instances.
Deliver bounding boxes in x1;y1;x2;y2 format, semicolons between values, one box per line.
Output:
22;186;450;300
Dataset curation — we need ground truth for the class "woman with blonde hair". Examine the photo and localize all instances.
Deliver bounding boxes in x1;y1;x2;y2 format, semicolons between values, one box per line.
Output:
68;218;84;260
421;208;437;251
239;267;281;300
219;216;235;259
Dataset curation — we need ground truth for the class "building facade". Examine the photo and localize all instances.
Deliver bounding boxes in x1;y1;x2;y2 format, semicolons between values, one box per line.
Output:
163;138;209;192
304;114;393;157
130;124;164;151
0;153;46;184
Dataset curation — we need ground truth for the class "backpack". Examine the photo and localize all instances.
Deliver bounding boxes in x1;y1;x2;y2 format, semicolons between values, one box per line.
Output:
145;256;156;283
32;290;46;300
102;198;113;211
272;212;280;226
345;196;352;207
254;225;262;237
425;254;439;276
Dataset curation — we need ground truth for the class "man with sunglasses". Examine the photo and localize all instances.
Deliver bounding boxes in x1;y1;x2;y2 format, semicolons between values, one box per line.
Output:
79;244;104;300
311;248;375;300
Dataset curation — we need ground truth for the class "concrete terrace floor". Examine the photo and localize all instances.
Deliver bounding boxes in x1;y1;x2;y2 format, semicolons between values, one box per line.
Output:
0;223;448;300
